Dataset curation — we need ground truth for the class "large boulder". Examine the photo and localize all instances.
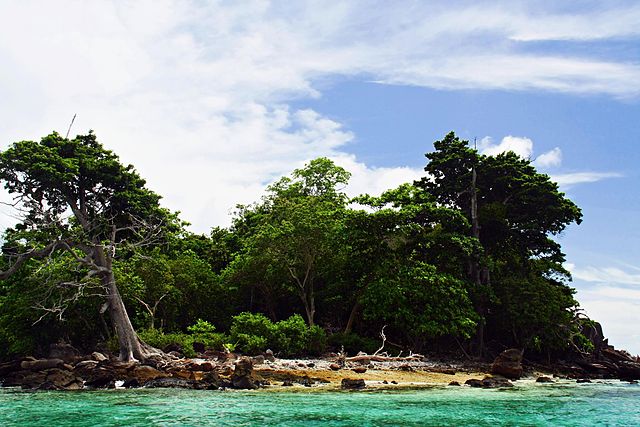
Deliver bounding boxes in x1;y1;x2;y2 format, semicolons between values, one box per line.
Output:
491;349;523;379
48;343;80;364
465;377;513;389
3;368;82;390
231;357;256;389
20;358;65;371
132;365;167;384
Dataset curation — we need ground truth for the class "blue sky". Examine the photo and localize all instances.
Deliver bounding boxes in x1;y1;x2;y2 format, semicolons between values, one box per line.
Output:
0;0;639;353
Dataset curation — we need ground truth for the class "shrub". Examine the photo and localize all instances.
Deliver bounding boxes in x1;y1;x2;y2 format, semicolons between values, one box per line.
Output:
229;312;327;356
135;320;227;358
306;325;327;356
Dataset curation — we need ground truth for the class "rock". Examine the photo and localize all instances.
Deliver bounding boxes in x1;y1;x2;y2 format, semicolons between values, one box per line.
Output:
352;367;367;374
43;368;83;390
307;363;315;368
618;361;640;380
5;368;82;390
0;360;23;378
48;343;80;363
382;380;388;384
264;349;276;362
576;378;592;383
299;376;313;387
85;370;116;389
132;365;166;384
329;363;341;371
231;357;256;389
448;381;461;386
171;369;194;380
491;348;523;379
465;376;513;389
602;348;634;363
122;378;141;388
628;380;638;384
536;376;554;383
20;358;65;371
341;378;366;390
282;380;293;386
3;370;46;388
391;380;398;384
145;377;195;389
91;352;108;362
398;364;414;372
199;361;215;372
253;355;265;365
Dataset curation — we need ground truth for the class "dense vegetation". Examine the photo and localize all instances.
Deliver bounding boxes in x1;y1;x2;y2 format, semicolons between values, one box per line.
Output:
0;131;589;361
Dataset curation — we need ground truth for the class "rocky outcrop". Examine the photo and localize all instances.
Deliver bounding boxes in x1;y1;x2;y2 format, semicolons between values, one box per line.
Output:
48;343;80;364
341;378;366;390
491;349;523;379
465;376;513;388
231;357;256;389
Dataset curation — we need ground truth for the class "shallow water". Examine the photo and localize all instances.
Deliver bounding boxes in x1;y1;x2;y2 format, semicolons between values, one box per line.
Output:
1;381;639;426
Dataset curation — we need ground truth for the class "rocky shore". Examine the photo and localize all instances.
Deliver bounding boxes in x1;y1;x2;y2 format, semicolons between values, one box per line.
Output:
1;344;639;392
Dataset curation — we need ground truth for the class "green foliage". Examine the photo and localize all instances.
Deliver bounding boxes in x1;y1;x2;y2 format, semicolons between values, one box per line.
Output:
135;321;227;358
229;312;326;356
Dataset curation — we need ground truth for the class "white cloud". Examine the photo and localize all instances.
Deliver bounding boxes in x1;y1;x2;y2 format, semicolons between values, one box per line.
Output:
534;147;562;168
551;172;622;187
479;136;566;171
479;135;534;158
567;264;640;286
576;290;640;356
0;1;637;232
568;262;640;354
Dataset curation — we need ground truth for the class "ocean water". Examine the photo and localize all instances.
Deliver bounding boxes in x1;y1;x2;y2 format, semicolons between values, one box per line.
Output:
1;381;639;426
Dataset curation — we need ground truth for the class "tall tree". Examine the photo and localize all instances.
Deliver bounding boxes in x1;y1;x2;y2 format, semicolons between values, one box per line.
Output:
0;132;176;361
417;132;583;353
229;158;350;326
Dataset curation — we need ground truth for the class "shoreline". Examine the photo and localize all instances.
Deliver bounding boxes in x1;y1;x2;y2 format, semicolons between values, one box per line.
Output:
2;350;638;392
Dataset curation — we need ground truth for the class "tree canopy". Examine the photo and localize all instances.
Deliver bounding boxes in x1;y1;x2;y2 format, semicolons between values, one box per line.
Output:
0;131;592;363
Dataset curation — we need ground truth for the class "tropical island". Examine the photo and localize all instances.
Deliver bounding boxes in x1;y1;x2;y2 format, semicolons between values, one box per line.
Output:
0;131;638;391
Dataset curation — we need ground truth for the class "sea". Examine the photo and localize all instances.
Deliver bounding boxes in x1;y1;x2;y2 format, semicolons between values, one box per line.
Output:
1;380;639;426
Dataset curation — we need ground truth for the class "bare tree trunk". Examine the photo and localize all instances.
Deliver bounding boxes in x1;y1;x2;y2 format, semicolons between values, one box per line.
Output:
298;290;316;327
94;245;159;362
345;301;361;334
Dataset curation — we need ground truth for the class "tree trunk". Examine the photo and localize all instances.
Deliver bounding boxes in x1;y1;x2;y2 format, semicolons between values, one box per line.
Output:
299;290;315;327
345;301;361;334
470;165;486;358
103;272;155;361
94;246;160;362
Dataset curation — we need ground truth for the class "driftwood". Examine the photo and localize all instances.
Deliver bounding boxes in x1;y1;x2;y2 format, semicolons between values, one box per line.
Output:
345;354;424;363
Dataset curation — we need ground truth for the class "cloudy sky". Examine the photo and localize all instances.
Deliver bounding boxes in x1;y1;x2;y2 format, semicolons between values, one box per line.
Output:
1;0;639;353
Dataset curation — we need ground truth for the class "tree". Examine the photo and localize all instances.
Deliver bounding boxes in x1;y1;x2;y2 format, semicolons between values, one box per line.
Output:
0;132;176;361
417;132;583;353
229;158;350;326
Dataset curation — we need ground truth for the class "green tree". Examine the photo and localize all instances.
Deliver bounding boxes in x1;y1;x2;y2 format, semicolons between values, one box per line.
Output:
229;158;350;326
0;132;176;361
417;132;583;353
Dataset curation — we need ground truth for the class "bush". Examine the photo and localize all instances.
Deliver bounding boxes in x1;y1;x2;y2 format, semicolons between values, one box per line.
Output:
229;312;326;356
135;320;227;358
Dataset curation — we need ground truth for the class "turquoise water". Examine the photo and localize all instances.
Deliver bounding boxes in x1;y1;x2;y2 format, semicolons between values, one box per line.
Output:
1;381;639;426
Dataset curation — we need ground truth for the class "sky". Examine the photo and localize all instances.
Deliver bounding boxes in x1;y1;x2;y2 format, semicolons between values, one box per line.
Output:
0;0;639;354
